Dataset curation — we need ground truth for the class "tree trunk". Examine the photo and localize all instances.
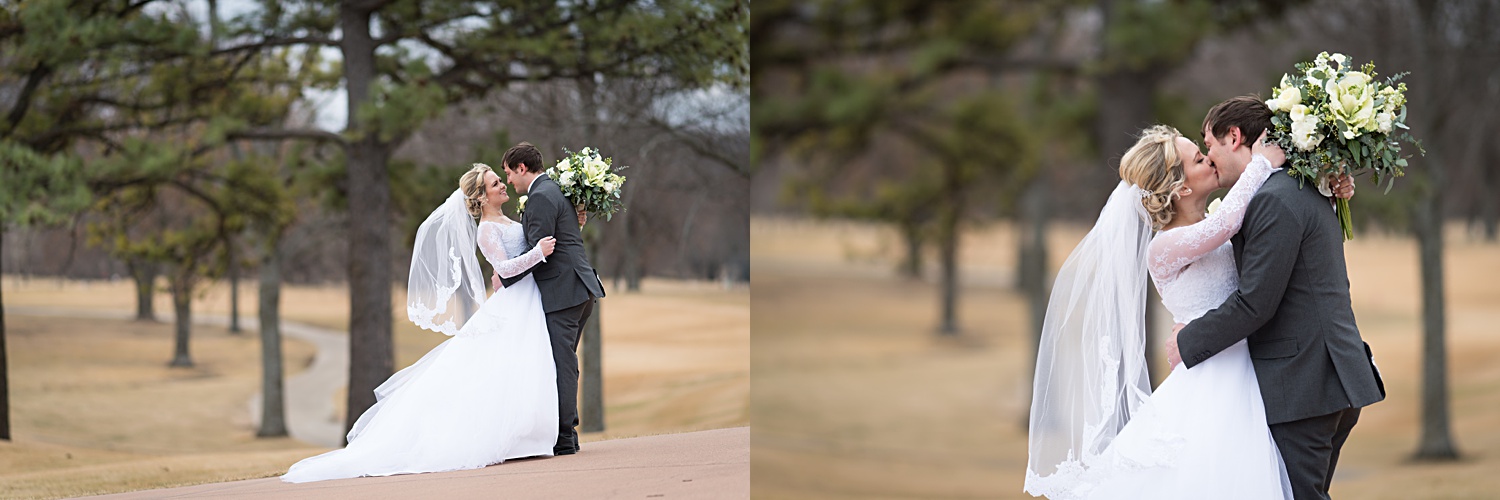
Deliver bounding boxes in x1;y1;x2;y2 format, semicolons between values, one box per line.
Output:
129;258;158;321
580;201;605;432
581;299;604;433
341;3;395;438
623;244;642;292
1413;187;1459;460
1096;0;1170;379
1019;180;1049;427
228;237;241;334
618;177;642;292
900;220;923;280
677;196;703;278
1481;165;1498;242
168;268;194;368
257;235;288;437
937;184;961;336
1;225;9;440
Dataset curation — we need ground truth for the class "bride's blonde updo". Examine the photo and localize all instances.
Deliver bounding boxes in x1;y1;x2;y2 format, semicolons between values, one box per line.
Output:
459;163;494;219
1118;125;1187;230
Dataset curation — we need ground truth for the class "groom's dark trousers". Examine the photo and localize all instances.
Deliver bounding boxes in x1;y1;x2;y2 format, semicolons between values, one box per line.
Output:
1176;172;1385;500
547;295;595;454
1271;407;1361;500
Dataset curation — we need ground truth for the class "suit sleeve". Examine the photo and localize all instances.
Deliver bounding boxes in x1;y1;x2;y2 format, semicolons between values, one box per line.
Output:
499;189;560;287
1177;192;1302;369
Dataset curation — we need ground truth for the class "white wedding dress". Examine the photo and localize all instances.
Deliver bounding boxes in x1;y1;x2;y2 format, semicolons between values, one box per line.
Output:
1026;155;1291;500
282;218;558;483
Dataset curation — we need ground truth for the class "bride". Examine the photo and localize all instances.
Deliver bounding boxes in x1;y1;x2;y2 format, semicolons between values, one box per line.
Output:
283;164;560;483
1023;125;1352;499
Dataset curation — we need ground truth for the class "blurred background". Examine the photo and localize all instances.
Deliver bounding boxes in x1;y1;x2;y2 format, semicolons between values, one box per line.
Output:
752;0;1500;498
0;0;748;497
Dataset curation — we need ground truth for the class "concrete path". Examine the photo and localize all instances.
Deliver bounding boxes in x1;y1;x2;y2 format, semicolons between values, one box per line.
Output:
10;307;348;447
235;317;347;448
84;427;750;499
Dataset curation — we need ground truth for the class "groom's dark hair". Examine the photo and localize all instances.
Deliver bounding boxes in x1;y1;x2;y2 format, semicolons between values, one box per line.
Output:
1203;95;1271;148
502;142;545;173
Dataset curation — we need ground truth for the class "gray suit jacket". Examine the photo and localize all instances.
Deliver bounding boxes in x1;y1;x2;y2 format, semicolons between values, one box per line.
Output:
500;174;605;313
1177;171;1385;425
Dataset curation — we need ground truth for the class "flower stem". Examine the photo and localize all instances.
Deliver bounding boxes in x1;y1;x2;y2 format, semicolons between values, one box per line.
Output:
1338;197;1354;241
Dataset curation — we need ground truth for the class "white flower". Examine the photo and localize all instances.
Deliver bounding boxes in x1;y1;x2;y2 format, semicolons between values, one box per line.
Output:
603;181;616;192
1290;107;1324;151
1292;126;1323;150
1267;83;1301;112
517;195;528;213
1307;52;1336;88
1378;85;1405;114
1289;104;1309;122
1376;112;1393;133
559;170;576;187
1329;71;1378;137
1330;53;1348;67
1206;198;1223;217
584;159;608;184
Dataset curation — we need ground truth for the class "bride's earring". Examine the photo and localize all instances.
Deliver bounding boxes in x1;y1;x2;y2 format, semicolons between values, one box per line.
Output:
1181;187;1193;197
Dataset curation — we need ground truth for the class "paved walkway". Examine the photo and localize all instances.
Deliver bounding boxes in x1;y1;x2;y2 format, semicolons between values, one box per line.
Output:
10;307;348;447
85;427;749;499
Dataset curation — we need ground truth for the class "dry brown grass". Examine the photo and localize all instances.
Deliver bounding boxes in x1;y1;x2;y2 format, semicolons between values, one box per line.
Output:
1;276;747;499
0;312;323;499
750;216;1500;499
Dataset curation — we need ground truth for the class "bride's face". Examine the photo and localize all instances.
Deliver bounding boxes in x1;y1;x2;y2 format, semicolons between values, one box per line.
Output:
484;170;509;207
1176;137;1217;199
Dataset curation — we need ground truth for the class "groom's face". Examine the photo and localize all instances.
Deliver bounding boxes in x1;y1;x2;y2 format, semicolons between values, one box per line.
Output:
503;163;528;193
1203;124;1249;189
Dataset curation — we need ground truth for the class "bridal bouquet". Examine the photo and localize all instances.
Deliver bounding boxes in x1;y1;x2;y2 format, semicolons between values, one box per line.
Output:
548;147;628;221
1264;51;1421;240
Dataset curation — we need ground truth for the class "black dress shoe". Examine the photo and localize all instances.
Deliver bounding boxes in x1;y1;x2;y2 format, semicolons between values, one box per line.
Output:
554;447;578;456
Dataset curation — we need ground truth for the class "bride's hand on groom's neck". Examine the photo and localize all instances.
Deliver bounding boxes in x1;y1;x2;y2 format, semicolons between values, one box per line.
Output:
1251;130;1285;167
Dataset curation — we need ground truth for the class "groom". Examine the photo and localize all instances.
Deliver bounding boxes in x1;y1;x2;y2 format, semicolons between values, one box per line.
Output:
497;141;606;456
1166;96;1385;500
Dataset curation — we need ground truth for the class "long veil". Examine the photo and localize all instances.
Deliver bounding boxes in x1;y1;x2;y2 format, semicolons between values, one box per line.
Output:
406;189;487;336
1024;181;1155;498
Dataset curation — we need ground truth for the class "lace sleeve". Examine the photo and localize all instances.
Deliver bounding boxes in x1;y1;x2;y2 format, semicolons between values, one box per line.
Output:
477;222;506;269
1148;154;1276;282
493;242;547;279
478;222;547;280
